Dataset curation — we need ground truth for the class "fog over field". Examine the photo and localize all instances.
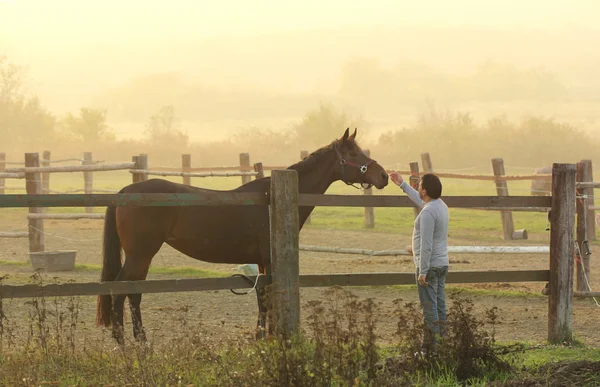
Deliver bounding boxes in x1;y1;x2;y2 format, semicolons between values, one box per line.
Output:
1;0;599;168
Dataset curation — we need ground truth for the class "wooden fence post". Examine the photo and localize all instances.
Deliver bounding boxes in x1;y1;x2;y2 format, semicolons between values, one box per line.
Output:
270;169;300;338
364;149;374;228
580;160;595;241
132;156;140;183
42;150;51;194
492;158;527;240
421;152;433;173
25;153;45;253
239;153;251;185
301;150;311;224
409;162;421;218
138;154;149;182
576;161;591;292
0;152;5;195
182;154;192;185
83;152;94;213
548;163;576;344
253;162;264;179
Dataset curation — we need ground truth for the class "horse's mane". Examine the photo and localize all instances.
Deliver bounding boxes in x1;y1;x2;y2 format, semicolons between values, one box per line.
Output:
287;141;336;174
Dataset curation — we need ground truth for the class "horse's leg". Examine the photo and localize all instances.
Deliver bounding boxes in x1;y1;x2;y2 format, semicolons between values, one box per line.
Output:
128;293;146;342
111;250;155;344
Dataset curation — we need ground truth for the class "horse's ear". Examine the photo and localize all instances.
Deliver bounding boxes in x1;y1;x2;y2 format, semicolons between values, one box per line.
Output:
349;128;357;140
341;127;350;141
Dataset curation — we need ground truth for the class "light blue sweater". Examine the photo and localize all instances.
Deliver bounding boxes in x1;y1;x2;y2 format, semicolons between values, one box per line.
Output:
400;181;449;275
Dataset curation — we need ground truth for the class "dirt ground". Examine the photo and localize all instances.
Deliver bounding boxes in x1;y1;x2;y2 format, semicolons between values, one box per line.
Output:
1;218;599;348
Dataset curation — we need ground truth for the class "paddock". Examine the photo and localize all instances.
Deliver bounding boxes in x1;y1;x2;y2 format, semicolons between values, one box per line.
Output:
0;163;593;348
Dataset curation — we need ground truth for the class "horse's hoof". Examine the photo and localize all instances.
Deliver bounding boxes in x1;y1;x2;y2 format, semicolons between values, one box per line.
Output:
255;328;266;340
134;331;147;343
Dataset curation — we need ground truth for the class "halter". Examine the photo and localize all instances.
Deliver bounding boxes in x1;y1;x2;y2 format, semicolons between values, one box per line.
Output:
334;143;376;189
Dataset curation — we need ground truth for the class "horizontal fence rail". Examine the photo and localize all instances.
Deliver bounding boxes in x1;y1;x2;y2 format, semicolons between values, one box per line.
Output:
130;169;260;178
298;195;552;208
299;245;550;256
0;231;28;238
6;162;134;174
0;270;549;299
0;193;269;207
0;194;551;209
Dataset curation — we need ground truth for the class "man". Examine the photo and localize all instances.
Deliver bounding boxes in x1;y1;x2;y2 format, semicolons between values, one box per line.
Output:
389;171;449;350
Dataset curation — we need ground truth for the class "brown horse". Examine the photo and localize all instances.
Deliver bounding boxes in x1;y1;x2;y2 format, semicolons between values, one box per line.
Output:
96;128;389;344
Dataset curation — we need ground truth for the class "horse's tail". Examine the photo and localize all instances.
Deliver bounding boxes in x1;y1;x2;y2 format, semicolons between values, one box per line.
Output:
96;206;122;327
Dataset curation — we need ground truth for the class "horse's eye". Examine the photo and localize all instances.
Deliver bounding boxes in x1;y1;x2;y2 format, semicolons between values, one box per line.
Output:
349;152;357;157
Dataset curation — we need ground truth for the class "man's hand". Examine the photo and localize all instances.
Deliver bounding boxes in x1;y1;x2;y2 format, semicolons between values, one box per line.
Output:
406;245;413;255
418;274;428;287
389;171;404;186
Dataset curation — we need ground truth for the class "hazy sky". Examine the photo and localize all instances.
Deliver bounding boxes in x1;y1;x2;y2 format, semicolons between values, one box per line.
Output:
1;0;599;137
1;0;598;45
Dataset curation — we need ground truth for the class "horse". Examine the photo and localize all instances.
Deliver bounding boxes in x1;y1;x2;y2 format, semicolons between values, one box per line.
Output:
96;128;389;344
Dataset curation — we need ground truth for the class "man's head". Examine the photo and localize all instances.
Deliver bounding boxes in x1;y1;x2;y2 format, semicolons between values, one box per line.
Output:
418;173;442;200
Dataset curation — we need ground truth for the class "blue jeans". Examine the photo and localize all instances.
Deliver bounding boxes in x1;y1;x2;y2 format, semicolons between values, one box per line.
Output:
416;266;448;346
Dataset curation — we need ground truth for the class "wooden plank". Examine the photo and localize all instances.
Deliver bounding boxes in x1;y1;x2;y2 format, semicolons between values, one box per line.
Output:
137;170;258;178
0;193;552;209
7;162;134;174
576;161;591;292
25;153;44;253
27;213;105;220
299;244;549;256
41;151;51;195
574;291;600;297
575;181;600;189
152;165;255;172
0;172;25;179
138;154;148;182
0;276;271;299
297;194;551;208
182;154;192;185
301;150;311;225
270;170;300;337
0;231;28;238
582;160;595;240
253;162;265;179
363;149;374;228
421;152;433;173
0;192;269;208
409;161;421;218
83;152;94;213
0;152;4;194
432;172;552;181
240;153;251;185
298;270;550;287
131;156;140;183
41;151;51;211
0;270;550;299
548;163;576;344
492;158;516;240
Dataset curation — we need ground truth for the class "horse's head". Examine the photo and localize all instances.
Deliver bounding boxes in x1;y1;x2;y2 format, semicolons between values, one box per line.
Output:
333;128;389;189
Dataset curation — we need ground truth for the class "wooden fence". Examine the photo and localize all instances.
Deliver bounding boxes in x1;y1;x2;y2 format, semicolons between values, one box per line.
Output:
1;151;594;292
0;163;584;344
0;151;267;252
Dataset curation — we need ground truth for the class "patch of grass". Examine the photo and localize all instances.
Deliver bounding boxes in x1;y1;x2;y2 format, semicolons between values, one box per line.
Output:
519;344;600;366
0;285;597;386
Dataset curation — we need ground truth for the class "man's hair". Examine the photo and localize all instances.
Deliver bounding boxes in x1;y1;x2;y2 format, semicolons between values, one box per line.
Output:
421;173;442;199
